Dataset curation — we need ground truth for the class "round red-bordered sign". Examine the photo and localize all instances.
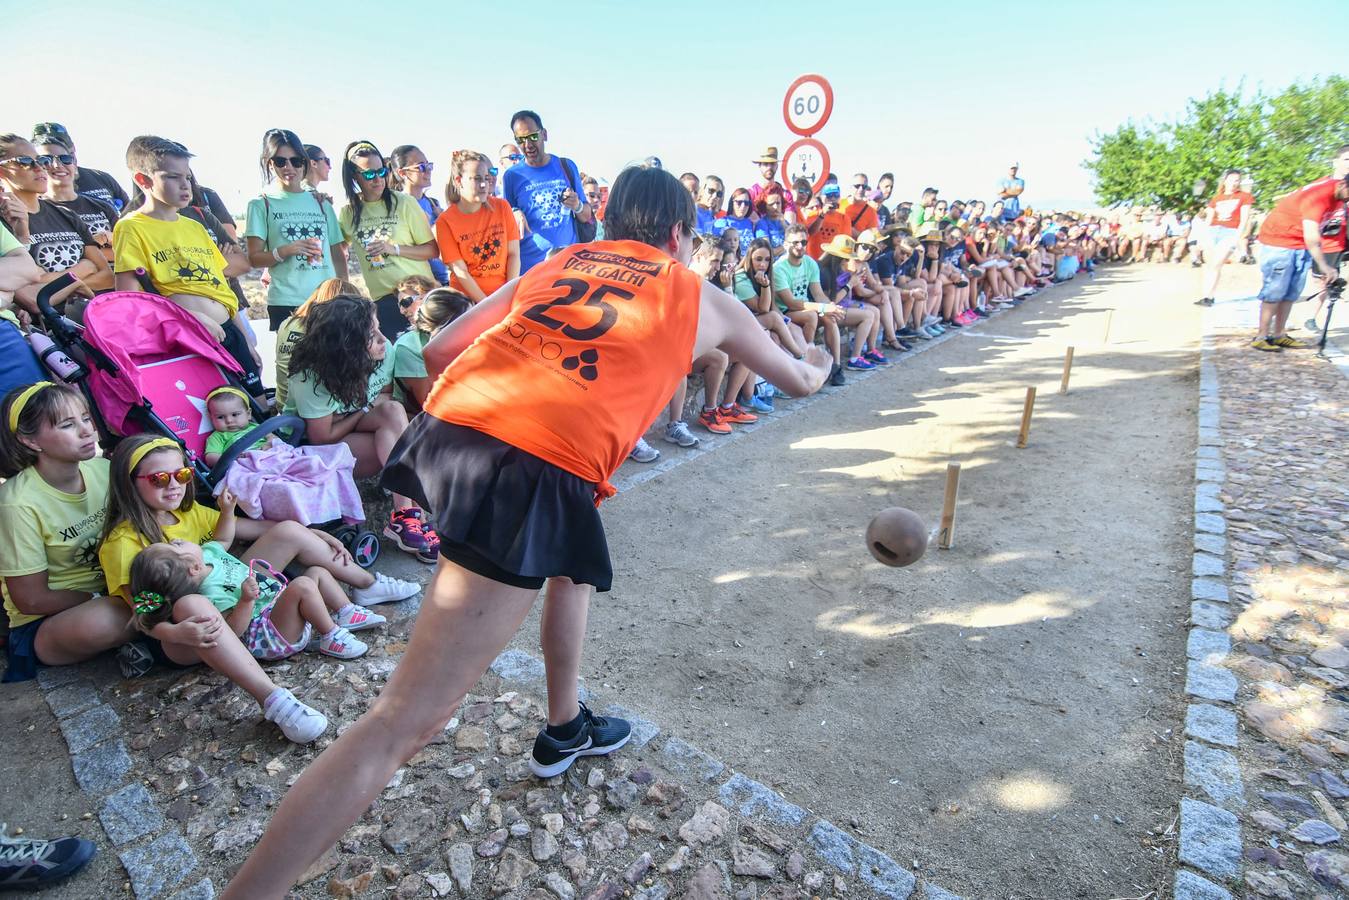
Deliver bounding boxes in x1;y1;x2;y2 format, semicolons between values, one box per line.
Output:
781;138;831;195
782;74;834;137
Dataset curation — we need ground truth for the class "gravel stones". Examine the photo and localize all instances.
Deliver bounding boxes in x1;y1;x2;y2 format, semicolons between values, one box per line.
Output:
678;801;730;848
1289;818;1341;845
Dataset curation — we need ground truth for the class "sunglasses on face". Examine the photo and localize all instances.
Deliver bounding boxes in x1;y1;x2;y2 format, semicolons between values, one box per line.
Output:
515;132;541;144
313;156;331;164
503;153;523;163
401;162;434;174
271;155;307;169
787;239;808;247
137;467;194;488
397;293;421;309
356;166;389;181
37;154;76;168
732;198;750;206
853;183;868;190
1;156;42;170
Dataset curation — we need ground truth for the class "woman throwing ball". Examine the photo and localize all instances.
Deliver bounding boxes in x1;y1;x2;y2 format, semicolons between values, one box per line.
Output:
224;166;831;898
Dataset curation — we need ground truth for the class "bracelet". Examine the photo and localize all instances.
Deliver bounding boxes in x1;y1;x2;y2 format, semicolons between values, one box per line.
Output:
272;248;284;264
390;244;401;257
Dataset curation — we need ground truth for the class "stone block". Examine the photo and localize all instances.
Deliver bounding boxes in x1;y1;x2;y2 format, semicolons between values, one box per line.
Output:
1192;554;1225;578
717;773;805;826
1193;533;1226;557
1186;661;1237;704
99;783;165;846
72;740;133;795
1194;513;1226;535
1174;869;1232;900
1187;629;1231;664
807;821;855;873
60;704;121;754
489;649;546;684
1192;579;1229;603
659;736;725;782
1190;602;1230;630
1184;741;1245;810
119;832;198;899
1179;797;1240;879
45;680;102;719
1185;704;1238;748
600;705;660;748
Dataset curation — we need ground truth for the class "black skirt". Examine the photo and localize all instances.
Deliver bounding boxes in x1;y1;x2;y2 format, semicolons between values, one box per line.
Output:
381;416;613;592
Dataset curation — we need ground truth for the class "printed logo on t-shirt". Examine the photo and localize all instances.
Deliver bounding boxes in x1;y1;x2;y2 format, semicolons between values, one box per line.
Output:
31;232;84;272
152;245;224;289
1212;198;1241;222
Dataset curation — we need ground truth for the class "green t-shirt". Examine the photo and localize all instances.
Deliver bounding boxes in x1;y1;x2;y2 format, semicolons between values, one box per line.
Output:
392;328;429;379
0;221;23;256
244;188;343;309
199;541;275;617
732;270;763;305
284;340;396;418
908;207;928;232
771;256;820;313
0;459;109;628
337;192;434;301
205;428;266;458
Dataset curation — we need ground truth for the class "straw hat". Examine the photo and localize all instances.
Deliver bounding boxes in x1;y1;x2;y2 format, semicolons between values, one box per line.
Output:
752;147;780;164
916;222;943;243
820;234;857;259
855;228;885;249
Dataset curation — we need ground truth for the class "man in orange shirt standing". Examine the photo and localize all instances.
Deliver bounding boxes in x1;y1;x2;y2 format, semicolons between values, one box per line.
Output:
1248;145;1349;352
840;173;880;237
223;167;833;900
802;182;849;260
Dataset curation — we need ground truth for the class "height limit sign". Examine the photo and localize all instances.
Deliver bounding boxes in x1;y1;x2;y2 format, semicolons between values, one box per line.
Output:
782;74;834;194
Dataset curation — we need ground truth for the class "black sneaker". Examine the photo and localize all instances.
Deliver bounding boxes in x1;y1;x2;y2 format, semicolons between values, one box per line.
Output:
529;703;631;778
117;640;155;679
1194;297;1214;307
828;364;845;387
0;825;96;890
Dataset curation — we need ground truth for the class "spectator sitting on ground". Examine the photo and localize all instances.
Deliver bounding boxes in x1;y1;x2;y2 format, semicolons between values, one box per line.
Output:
244;128;349;332
680;172;699;200
0;221;43;309
908;188;938;231
791;178;815;222
435;150;521;303
695;177;724;233
31;122;128;212
773;225;863;386
338;140;439;342
502;109;592;272
719;189;755;256
273;278;363;411
284;294;437;562
817;235;882;370
874;173;895;228
112;136;263;396
851;231;909;353
392;287;472;411
754;185;788;257
393;274;438;336
733;237;807;358
389;144;449;286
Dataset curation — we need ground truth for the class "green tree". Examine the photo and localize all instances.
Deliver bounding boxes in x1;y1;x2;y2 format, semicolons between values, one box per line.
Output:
1084;77;1349;211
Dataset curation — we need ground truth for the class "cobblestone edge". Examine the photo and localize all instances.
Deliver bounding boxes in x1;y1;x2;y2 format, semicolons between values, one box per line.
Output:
1173;323;1240;900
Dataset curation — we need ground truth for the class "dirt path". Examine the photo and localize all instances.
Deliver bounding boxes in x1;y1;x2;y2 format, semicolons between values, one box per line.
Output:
510;263;1208;898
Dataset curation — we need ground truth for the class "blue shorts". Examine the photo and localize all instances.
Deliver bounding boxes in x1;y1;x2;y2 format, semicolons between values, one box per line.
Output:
3;619;44;683
1207;226;1239;250
1256;245;1312;303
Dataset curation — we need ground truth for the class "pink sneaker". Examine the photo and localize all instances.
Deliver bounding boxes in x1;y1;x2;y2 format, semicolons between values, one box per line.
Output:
383;508;438;564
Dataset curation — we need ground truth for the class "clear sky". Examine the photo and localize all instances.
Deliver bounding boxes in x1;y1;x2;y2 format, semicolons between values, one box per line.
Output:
4;0;1336;216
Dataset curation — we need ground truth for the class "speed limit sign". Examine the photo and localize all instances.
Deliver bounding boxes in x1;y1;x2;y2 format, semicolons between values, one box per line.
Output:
782;74;834;136
782;138;831;195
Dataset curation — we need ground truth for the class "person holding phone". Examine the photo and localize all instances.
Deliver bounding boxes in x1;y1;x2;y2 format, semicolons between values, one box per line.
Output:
501;110;592;272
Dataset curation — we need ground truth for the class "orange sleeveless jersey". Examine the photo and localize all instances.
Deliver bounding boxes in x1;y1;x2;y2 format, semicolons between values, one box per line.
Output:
422;240;702;500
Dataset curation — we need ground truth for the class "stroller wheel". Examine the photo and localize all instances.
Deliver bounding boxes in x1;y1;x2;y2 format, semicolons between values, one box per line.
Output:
349;530;380;568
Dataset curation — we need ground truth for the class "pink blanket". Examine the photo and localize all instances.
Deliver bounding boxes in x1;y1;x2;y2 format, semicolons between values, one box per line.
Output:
214;442;364;525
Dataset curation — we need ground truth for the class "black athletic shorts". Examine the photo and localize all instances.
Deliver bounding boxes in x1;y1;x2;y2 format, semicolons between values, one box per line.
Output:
381;416;613;592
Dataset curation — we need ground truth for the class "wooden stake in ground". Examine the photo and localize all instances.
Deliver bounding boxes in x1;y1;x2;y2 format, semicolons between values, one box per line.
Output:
1060;346;1075;394
1103;309;1114;345
1016;387;1037;449
937;463;961;550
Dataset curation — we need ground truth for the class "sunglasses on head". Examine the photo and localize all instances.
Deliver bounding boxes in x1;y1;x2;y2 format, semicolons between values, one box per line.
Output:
271;155;307;169
401;162;434;174
355;166;389;181
1;156;42;170
136;467;194;488
515;132;541;144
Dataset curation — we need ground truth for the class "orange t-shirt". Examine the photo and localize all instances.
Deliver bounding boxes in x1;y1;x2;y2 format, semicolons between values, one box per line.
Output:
435;197;521;297
423;240;702;499
801;209;849;260
839;199;880;235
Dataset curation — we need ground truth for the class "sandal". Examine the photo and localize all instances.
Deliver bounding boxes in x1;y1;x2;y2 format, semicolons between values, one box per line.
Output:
883;338;906;351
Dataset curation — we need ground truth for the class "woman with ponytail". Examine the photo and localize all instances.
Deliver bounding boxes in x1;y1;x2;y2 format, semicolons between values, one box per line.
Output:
434;150;520;303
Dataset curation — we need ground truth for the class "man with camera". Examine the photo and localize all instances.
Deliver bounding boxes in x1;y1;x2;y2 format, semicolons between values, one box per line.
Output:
1249;145;1349;352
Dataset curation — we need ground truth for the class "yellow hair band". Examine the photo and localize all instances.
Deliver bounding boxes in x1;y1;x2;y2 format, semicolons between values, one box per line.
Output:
206;386;251;406
8;382;54;434
128;437;181;473
346;142;379;160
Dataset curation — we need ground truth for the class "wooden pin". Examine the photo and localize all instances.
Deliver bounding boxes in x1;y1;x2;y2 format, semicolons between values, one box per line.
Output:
1016;387;1037;448
1103;309;1114;345
937;463;961;550
1060;346;1075;394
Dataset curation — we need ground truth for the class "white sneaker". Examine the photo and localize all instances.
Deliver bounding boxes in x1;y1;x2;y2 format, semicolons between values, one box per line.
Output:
1014;287;1033;297
334;603;386;631
923;314;939;326
663;420;700;448
316;626;368;659
629;437;660;463
264;688;328;743
352;572;419;606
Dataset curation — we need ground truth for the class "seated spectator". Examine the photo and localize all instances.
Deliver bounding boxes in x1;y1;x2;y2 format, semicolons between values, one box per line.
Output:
34;133;115;269
719;188;755;255
817;235;883;369
303;144;332;199
802;182;848;260
389;144;449;286
753;185;788;256
885;233;936;339
338;140;439;341
393;274;438;335
791;177;815;222
939;225;979;324
272;278;362;410
680;172;700;200
732;238;807;357
854;229;913;351
0;383;130;682
874;173;896;228
31;122;128;212
696;176;725;234
773;223;858;387
0;135;113;317
435;150;521;303
908;188;938;231
244;128;349;331
749;147;797;223
0;221;43;309
840;173;880;236
392;287;472;410
112;136;263;396
284;294;437;563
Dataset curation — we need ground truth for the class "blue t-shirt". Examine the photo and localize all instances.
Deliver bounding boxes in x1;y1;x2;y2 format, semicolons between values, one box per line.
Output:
717;215;755;254
870;252;896;281
502;155;585;272
416;195;450;284
696;207;718;235
997;177;1024;217
754;217;786;250
942;244;967;269
875;205;892;229
897;252;919;278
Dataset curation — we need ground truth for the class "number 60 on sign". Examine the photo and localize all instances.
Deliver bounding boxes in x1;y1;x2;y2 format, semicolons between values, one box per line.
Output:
782;74;834;136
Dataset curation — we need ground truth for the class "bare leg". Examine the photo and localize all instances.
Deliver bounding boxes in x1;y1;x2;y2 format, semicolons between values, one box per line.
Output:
159;595;278;704
540;576;590;726
1257;301;1279;338
265;577;337;644
242;520;374;590
340;401;414;510
222;562;539;900
666;378;688;425
785;308;818;344
695;350;727;409
722;362;753;405
1272;301;1295;338
1201;241;1235;299
821;316;842;364
34;595;134;666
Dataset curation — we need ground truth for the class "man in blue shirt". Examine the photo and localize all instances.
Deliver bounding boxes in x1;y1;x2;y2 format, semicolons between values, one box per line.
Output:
502;110;594;272
997;163;1025;222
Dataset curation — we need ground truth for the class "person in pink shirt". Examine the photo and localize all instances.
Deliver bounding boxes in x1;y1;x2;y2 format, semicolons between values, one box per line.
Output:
748;147;797;223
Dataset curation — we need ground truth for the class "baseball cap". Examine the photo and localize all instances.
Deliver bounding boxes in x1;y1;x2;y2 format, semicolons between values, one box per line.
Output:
821;183;841;198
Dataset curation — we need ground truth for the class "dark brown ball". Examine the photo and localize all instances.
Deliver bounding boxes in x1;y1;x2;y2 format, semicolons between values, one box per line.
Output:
866;507;928;567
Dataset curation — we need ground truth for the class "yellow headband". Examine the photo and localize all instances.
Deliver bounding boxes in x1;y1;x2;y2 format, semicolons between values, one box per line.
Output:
346;142;379;161
8;382;54;434
206;386;250;407
128;437;181;473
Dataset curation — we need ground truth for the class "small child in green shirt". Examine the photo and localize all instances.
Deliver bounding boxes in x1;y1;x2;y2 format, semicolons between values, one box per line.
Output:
204;387;272;466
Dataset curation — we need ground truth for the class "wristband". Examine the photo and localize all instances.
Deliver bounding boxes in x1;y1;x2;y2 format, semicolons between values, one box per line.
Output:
391;244;401;256
272;248;284;264
818;303;827;314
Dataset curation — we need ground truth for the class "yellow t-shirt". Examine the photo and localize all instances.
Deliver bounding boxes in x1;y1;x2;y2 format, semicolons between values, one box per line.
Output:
338;192;434;301
98;503;220;603
0;459;110;629
112;212;238;316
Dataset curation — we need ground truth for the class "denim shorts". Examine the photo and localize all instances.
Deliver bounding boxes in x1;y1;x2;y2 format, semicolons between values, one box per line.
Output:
1256;245;1312;303
1207;226;1239;250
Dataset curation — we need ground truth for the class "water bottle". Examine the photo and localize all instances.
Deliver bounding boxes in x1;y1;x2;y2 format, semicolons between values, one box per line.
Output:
27;331;85;381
